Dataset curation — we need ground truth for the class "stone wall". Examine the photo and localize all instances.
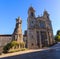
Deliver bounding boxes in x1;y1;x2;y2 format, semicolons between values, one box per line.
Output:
0;35;12;53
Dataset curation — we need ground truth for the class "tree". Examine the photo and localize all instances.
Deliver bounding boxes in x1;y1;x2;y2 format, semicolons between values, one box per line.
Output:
55;30;60;42
57;30;60;35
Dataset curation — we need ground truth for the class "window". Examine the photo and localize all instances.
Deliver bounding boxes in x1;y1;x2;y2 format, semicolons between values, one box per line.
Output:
31;35;33;39
31;43;34;46
47;15;49;19
39;21;45;28
32;21;33;23
31;12;34;16
49;22;52;28
31;21;34;27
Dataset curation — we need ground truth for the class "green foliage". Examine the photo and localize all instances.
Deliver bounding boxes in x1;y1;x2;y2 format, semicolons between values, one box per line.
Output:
55;35;60;41
57;30;60;35
3;43;12;53
3;41;25;53
9;48;27;53
19;42;25;48
11;41;19;48
55;30;60;42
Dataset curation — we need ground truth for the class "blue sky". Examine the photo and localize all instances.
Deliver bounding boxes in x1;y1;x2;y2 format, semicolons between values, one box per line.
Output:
0;0;60;35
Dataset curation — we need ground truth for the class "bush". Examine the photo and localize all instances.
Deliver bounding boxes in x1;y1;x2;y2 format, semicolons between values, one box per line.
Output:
3;41;25;53
8;48;27;53
55;35;60;42
3;43;12;53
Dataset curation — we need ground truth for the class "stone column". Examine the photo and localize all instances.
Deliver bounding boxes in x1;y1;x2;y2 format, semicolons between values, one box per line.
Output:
39;31;42;48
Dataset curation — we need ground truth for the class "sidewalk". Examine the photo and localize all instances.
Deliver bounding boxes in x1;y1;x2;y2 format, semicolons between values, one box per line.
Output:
0;48;49;58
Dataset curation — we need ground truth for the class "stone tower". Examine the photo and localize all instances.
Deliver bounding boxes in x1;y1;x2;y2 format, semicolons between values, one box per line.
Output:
27;7;38;49
12;17;23;43
27;7;54;49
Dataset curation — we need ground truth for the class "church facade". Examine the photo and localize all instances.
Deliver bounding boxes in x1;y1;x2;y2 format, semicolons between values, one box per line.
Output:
0;7;55;53
24;7;55;49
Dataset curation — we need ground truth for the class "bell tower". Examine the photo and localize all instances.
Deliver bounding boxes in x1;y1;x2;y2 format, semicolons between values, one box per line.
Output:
43;10;49;20
27;6;36;29
12;17;23;43
28;6;35;17
27;6;37;49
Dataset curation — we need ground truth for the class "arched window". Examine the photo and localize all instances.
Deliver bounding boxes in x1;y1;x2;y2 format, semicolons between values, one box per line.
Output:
31;12;34;16
39;21;45;28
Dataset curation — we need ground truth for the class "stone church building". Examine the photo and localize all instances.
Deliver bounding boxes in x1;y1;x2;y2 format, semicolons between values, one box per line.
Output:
0;7;55;53
23;7;55;49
